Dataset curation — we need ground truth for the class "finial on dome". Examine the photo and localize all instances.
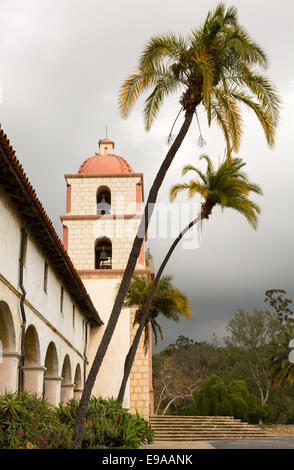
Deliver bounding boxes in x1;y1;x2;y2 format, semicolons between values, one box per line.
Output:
98;138;115;155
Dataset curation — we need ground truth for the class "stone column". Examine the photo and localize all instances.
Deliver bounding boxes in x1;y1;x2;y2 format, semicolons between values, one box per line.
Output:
60;383;75;405
148;323;154;417
74;387;83;400
0;352;20;394
129;309;150;421
22;365;46;396
43;376;62;406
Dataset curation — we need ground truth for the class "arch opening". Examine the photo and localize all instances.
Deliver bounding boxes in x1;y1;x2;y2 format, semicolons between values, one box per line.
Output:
0;301;17;394
0;301;16;353
44;342;59;377
23;325;42;395
60;354;73;405
95;237;112;269
74;363;82;400
43;342;59;406
24;325;40;367
97;186;111;215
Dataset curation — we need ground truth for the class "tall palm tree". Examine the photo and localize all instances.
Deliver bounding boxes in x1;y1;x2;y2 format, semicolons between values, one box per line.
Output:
119;7;279;158
117;155;262;402
124;274;191;351
74;4;279;447
268;329;294;386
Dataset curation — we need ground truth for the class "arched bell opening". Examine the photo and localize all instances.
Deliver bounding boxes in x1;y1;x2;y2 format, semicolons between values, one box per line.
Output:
96;186;111;215
95;237;112;269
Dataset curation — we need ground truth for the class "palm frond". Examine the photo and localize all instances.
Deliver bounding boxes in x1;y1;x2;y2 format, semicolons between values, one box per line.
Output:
143;70;181;130
139;32;188;69
169;183;190;202
222;24;268;68
182;164;208;184
170;154;262;229
231;90;276;147
210;101;232;160
212;88;242;152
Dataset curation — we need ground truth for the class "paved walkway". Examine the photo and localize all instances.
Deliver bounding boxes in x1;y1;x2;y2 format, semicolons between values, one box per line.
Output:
209;438;294;449
143;440;213;449
143;437;294;450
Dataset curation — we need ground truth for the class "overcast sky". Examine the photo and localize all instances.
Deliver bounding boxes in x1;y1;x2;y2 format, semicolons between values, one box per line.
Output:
0;0;293;353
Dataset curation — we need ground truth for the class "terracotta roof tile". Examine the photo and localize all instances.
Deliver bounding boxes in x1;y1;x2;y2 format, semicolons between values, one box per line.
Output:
78;153;134;175
0;127;103;326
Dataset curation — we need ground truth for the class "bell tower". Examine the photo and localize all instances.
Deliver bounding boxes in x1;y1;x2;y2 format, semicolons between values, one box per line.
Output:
60;138;151;419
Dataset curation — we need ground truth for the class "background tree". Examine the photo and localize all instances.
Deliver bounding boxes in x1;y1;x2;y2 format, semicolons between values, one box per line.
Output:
153;356;195;415
224;308;283;406
264;289;294;324
179;374;273;424
168;335;196;350
74;4;280;447
153;313;294;425
268;329;294;387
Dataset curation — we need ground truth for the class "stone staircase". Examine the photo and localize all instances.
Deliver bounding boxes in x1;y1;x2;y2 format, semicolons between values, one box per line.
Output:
150;415;277;440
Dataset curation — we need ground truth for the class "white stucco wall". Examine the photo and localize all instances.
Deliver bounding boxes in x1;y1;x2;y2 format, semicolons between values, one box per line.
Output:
84;277;131;408
0;185;90;396
0;186;21;287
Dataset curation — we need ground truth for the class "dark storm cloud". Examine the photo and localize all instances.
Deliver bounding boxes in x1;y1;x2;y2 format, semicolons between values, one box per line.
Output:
0;0;293;353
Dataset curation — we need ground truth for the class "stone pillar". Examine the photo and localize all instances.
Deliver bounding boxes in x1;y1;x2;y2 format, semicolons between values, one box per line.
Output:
74;387;83;400
0;352;20;394
129;309;150;421
60;383;75;404
43;376;62;406
148;325;154;417
22;366;46;396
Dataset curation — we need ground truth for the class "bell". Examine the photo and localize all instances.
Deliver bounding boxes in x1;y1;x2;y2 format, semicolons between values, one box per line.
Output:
99;246;108;261
97;195;111;215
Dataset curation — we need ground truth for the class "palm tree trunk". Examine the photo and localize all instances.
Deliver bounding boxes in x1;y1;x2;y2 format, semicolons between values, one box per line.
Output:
73;109;194;448
117;214;201;403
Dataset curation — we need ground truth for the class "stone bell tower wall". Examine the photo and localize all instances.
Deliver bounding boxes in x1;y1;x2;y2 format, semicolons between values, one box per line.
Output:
65;174;143;216
61;157;151;419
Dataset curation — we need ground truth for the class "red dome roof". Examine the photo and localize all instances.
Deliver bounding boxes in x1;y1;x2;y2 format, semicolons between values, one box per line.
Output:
78;154;134;175
78;138;134;175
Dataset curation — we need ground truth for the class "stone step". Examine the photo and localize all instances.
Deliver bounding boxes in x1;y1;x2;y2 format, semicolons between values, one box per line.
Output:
150;415;278;440
154;428;267;434
154;433;274;436
153;436;275;441
151;422;245;426
150;416;241;423
150;418;242;422
150;415;236;418
153;431;276;435
152;425;264;431
150;420;243;424
154;433;273;441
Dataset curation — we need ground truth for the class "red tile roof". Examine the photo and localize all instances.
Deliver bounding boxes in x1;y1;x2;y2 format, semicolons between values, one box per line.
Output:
78;153;134;175
0;127;103;325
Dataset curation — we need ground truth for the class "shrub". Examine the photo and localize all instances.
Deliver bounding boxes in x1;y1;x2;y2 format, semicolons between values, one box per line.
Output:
0;391;69;449
56;397;154;448
0;392;153;449
179;374;273;424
